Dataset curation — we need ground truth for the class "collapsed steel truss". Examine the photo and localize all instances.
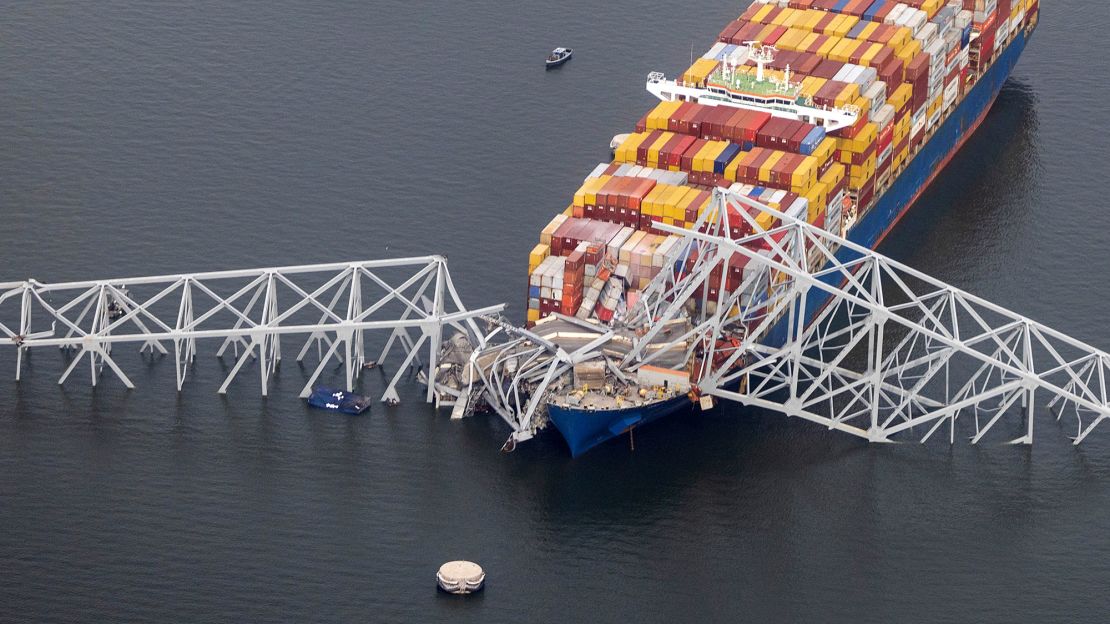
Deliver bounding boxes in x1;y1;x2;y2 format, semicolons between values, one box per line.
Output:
3;194;1109;449
635;189;1110;445
0;257;503;403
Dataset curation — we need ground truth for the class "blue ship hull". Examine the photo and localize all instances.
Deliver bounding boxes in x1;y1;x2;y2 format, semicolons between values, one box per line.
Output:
549;26;1033;457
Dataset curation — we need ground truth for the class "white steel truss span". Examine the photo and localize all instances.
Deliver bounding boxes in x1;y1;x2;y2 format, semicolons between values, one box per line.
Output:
633;189;1110;445
0;257;503;404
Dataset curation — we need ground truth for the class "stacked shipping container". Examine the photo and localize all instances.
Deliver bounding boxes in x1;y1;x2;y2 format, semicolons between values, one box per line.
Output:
525;0;1038;326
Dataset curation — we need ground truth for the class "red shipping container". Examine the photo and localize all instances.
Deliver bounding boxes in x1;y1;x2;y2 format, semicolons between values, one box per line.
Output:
704;106;734;140
688;105;714;137
871;2;896;22
731;22;765;45
788;122;816;153
814;12;838;34
667;102;694;133
794;53;823;77
878;56;904;86
666;134;696;169
718;19;744;43
635;130;662;165
680;138;709;171
805;34;829;54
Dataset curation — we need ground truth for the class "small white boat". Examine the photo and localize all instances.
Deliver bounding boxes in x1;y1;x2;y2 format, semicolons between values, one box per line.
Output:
545;47;572;68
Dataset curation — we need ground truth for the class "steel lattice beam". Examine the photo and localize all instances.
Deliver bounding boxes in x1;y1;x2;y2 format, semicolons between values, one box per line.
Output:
635;189;1110;445
0;257;503;403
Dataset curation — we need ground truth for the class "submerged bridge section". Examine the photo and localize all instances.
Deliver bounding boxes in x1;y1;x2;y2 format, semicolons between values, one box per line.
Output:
0;257;503;405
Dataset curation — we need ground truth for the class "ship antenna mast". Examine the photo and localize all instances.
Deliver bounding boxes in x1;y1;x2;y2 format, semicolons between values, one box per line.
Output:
743;40;776;82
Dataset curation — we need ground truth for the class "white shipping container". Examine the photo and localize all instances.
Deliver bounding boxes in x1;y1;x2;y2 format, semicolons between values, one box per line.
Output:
832;63;858;83
911;111;926;138
704;42;727;60
886;3;909;25
854;67;878;91
915;22;939;45
956;9;973;29
943;80;959;108
585;162;608;180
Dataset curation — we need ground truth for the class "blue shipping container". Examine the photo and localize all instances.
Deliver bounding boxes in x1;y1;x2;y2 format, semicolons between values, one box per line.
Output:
714;143;742;174
800;126;827;155
863;0;887;22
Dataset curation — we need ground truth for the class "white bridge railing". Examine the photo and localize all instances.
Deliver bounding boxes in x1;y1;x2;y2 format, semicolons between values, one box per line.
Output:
0;257;503;404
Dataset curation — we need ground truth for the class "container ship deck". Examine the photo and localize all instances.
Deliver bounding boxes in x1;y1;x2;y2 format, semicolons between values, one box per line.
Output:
522;0;1039;456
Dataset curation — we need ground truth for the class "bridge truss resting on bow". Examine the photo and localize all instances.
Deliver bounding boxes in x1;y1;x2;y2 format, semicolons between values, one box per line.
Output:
634;189;1110;445
454;187;1110;448
0;257;503;405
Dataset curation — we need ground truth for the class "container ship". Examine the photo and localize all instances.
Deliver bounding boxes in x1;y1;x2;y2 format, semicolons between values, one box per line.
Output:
523;0;1039;456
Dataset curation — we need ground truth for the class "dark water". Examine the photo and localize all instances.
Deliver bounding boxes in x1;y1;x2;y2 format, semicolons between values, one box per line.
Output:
2;1;1109;622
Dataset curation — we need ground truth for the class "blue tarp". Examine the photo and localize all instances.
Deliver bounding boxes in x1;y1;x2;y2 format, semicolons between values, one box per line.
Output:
307;387;372;415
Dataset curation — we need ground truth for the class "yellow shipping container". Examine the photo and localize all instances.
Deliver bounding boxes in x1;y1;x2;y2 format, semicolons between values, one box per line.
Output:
694;141;725;173
799;31;820;50
896;38;922;64
647;131;674;167
859;42;884;66
831;15;859;37
724;153;744;182
758;151;785;184
805;182;828;219
800;76;827;100
779;9;804;28
887;27;912;51
888;83;913;112
853;95;872;120
770;8;794;26
664;187;690;220
682;58;719;85
812;137;837;166
755;210;776;232
616;133;646;163
678;186;701;214
660;185;687;219
527;309;540;323
648;101;682;130
540;213;567;246
641;185;667;217
791;156;819;192
821;162;846;188
529;243;550;271
829;38;857;63
835;82;861;108
581;175;610;206
920;0;942;18
752;3;775;23
857;21;880;41
779;28;808;51
817;36;839;57
801;10;824;32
